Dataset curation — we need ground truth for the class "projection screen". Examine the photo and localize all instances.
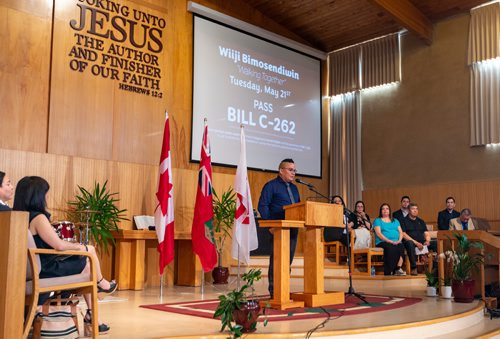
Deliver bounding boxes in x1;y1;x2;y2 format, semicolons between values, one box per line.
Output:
191;15;322;178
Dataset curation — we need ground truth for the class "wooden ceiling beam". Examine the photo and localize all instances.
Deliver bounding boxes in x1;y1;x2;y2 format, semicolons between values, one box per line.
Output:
367;0;433;44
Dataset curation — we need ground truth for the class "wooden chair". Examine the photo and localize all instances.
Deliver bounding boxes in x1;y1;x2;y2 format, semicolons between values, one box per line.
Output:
350;230;384;276
24;231;99;338
324;238;348;265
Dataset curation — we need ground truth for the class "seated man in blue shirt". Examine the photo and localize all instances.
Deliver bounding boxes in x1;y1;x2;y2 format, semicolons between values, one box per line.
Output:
258;159;300;298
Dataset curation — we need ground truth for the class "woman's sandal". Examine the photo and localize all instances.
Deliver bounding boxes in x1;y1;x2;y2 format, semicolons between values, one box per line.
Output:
84;309;110;335
97;277;118;294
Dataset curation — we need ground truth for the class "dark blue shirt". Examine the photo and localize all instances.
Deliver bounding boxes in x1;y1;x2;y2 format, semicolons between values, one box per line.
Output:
258;176;300;220
461;220;469;230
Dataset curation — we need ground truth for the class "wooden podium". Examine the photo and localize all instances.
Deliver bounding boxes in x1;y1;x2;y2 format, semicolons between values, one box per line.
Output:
437;230;500;300
285;201;346;307
259;220;305;310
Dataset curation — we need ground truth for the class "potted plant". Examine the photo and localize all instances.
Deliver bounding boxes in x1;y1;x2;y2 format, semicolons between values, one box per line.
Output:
212;187;236;284
447;233;484;303
425;271;439;297
213;268;268;338
67;180;128;253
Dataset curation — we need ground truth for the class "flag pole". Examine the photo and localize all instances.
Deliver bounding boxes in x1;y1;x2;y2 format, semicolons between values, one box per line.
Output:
237;244;241;290
160;274;164;302
201;270;205;298
236;125;242;291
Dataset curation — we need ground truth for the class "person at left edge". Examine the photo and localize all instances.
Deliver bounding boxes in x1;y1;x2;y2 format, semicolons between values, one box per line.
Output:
0;171;14;211
258;158;300;298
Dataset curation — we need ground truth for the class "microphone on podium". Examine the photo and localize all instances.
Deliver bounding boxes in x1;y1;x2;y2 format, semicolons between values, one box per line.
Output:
295;178;314;188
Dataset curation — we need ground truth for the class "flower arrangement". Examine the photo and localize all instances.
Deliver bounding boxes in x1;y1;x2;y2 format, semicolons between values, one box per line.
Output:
438;250;455;286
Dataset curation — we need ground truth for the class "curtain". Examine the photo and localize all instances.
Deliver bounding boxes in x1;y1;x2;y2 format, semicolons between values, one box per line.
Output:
330;47;361;96
330;92;361;209
328;33;399;206
470;62;500;145
362;34;401;88
329;33;400;95
467;2;500;65
468;2;500;146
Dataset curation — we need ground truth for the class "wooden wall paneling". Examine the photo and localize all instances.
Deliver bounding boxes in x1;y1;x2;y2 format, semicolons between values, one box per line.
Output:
172;168;197;234
109;1;168;164
110;161;158;229
165;0;193;170
111;92;165;165
129;0;168;12
48;0;115;160
0;0;52;17
0;147;159;234
492;181;500;220
0;5;51;153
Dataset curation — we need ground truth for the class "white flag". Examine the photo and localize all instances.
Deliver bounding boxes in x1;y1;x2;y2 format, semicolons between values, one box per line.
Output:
232;127;258;264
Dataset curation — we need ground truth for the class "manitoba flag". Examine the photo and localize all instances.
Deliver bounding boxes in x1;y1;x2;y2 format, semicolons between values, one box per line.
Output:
191;122;217;272
155;112;175;275
231;127;258;264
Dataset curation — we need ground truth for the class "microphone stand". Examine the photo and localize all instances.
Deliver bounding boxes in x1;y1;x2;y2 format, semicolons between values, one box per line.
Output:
342;210;368;304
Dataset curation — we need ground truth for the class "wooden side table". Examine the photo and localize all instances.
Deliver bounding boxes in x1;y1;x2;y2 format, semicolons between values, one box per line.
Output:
111;229;198;290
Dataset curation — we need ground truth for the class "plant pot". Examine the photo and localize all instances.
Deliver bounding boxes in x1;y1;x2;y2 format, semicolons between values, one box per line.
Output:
232;300;260;333
441;285;453;299
212;266;229;284
452;279;475;303
426;286;438;297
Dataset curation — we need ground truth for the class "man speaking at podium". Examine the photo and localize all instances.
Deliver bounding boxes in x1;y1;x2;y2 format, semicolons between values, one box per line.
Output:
258;159;300;298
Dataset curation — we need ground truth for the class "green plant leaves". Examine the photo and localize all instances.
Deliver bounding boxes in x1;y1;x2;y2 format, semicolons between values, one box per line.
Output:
67;180;128;252
213;269;266;338
212;187;236;266
450;233;485;281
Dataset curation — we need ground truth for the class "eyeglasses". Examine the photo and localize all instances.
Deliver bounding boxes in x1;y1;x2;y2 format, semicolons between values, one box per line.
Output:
281;167;297;173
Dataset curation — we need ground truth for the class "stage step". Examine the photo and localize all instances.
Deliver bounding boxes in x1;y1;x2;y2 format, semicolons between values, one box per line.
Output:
229;255;350;278
229;255;427;293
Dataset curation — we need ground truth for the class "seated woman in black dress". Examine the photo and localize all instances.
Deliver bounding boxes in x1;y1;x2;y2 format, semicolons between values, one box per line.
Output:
13;176;117;334
323;195;353;246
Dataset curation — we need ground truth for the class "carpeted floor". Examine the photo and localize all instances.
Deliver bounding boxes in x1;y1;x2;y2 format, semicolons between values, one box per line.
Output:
140;294;421;322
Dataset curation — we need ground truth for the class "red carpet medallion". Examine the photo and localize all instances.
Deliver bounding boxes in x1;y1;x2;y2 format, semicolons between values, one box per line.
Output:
140;294;421;322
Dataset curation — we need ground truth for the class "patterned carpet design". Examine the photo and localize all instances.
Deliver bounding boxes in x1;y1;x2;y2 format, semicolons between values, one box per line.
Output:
140;294;421;322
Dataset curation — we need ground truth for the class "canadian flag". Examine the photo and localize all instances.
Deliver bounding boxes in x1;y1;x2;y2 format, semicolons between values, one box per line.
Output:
231;127;258;264
155;112;175;274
